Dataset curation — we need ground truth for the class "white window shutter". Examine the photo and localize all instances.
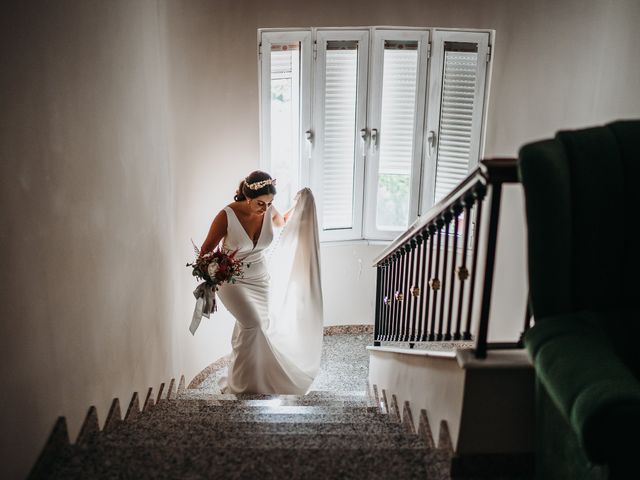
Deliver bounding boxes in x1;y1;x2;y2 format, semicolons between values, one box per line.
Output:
423;31;490;211
259;28;493;242
312;30;369;241
322;43;359;230
434;48;479;202
364;30;429;240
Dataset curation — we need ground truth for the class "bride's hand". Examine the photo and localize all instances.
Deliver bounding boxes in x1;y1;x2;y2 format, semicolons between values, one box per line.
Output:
293;187;309;205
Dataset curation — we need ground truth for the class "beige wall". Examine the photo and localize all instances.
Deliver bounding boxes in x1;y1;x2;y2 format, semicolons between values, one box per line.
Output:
1;0;639;478
0;2;177;479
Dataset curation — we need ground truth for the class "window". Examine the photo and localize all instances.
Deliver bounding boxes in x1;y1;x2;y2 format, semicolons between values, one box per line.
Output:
259;27;493;241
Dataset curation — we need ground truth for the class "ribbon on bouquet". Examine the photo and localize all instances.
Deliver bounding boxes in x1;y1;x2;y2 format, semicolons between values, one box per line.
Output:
189;282;217;335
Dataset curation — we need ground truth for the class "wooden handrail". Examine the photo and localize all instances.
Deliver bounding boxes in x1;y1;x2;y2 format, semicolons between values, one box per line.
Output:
373;158;518;266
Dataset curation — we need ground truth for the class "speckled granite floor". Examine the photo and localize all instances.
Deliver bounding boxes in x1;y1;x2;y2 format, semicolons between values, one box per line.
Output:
45;391;449;479
311;333;372;392
194;332;373;394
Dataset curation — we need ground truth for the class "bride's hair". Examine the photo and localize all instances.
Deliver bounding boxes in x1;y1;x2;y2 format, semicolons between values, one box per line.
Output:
234;171;277;201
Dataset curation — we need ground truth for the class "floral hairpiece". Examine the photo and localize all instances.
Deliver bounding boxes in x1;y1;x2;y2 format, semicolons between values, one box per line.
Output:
245;178;276;190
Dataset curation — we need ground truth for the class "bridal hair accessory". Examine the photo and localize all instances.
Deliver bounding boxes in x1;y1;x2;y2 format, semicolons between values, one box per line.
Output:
245;178;277;190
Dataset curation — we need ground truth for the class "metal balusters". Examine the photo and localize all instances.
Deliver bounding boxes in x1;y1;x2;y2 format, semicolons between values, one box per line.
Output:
402;244;412;341
399;249;408;341
381;260;390;341
416;231;428;341
385;259;393;341
476;183;503;359
464;185;486;340
409;240;419;342
388;252;398;341
383;257;393;341
386;256;396;341
424;226;436;340
371;159;520;357
438;215;451;341
398;245;407;341
445;207;461;341
374;265;382;345
455;196;473;340
429;223;442;341
393;251;403;341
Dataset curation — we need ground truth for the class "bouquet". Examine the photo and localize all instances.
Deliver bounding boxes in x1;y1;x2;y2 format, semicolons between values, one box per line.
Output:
187;242;247;335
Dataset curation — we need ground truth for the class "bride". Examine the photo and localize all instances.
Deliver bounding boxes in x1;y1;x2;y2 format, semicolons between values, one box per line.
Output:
199;171;323;394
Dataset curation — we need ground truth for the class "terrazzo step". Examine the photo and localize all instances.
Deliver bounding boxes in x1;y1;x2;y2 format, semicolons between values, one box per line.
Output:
179;390;373;404
130;410;393;425
84;427;427;450
150;401;378;415
176;392;376;406
116;414;409;435
172;402;380;413
305;390;369;396
49;445;433;479
183;398;378;409
151;398;379;412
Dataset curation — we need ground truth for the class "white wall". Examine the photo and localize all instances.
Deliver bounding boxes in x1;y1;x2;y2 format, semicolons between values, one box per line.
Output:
0;1;177;478
320;243;386;325
1;0;639;478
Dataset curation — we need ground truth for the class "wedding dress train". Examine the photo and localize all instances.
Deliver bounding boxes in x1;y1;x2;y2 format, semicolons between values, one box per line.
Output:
216;189;323;394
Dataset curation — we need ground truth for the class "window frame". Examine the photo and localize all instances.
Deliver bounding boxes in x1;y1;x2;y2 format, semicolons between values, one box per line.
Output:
363;28;430;241
421;29;491;215
258;26;495;244
311;28;370;242
258;29;313;201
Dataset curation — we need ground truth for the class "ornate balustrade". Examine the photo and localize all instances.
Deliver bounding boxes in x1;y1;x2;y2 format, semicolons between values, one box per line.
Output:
372;158;523;358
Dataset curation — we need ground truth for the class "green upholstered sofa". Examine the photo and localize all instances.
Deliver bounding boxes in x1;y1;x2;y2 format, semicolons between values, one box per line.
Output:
518;120;640;479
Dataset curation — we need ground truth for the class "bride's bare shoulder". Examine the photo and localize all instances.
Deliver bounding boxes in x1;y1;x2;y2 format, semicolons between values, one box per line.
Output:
224;202;243;216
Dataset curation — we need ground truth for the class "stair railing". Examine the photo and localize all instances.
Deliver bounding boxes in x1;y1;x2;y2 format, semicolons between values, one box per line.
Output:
372;158;521;359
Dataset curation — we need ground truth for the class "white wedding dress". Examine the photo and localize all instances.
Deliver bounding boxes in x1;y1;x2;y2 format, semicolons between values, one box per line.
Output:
216;189;323;394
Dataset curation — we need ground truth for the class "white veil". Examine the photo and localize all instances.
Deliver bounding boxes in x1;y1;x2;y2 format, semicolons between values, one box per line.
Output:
266;188;324;384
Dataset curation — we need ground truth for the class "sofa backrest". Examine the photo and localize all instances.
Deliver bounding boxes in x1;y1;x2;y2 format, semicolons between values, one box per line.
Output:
519;120;640;319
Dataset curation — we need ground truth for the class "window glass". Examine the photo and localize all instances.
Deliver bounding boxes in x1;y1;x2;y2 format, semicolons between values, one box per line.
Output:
375;41;419;231
270;43;301;211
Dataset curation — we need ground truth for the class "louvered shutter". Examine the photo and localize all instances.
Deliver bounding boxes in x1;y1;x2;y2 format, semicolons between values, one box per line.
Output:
434;44;479;202
364;31;429;240
313;31;369;240
378;43;419;176
422;31;490;213
322;42;359;230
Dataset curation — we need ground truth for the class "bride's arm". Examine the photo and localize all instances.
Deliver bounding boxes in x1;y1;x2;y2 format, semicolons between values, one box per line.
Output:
200;210;227;256
272;198;299;227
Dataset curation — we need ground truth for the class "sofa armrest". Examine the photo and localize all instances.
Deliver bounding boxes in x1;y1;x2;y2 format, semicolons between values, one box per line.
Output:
525;311;640;464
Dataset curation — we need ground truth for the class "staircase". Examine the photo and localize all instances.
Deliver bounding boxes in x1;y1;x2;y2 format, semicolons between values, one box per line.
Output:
32;332;456;478
42;389;451;479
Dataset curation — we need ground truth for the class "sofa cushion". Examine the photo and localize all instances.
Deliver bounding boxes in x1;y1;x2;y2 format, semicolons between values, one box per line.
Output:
525;311;640;463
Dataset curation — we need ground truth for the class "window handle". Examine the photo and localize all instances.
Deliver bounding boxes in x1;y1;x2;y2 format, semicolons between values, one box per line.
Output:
427;130;436;156
359;128;369;156
305;130;313;143
370;128;378;148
